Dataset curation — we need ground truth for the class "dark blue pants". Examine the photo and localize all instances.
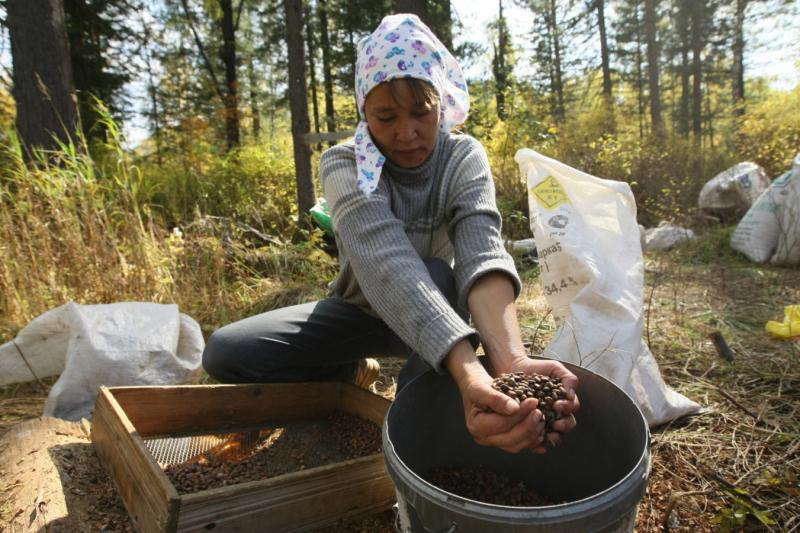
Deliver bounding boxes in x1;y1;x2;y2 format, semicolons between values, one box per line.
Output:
202;258;468;390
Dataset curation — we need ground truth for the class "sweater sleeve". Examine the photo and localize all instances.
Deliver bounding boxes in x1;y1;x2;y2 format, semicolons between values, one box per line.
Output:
320;144;477;372
446;136;522;311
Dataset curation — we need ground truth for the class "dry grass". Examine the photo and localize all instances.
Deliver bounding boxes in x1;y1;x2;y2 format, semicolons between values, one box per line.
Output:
0;130;181;340
629;252;800;532
0;378;59;435
1;236;798;531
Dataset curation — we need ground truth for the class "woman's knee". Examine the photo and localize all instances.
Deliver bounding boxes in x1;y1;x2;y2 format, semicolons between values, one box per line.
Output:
202;325;243;382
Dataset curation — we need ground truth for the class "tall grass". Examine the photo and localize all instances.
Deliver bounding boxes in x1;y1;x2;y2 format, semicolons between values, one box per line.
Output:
0;104;336;341
0;114;179;338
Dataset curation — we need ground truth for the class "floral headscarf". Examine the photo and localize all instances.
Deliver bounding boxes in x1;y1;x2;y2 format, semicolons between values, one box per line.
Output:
354;13;469;194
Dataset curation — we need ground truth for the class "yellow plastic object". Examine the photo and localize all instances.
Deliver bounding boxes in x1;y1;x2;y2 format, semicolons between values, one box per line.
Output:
766;305;800;339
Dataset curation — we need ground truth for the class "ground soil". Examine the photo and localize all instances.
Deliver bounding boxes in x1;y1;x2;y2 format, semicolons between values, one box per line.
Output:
0;417;134;533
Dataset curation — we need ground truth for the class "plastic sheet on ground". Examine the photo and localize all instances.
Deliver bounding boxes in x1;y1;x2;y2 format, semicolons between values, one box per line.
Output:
644;222;696;251
766;305;800;340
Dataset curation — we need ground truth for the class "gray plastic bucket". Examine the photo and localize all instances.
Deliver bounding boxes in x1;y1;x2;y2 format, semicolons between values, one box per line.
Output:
382;361;650;533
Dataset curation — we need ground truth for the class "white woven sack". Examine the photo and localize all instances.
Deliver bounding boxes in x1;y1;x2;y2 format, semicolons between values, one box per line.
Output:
698;161;770;213
730;170;791;263
770;154;800;266
515;148;700;427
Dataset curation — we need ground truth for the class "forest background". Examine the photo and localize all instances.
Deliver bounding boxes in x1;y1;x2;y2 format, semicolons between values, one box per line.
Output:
1;0;799;342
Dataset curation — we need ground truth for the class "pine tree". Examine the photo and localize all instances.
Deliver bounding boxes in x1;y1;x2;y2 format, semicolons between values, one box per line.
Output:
615;0;647;136
525;0;569;122
284;0;315;226
62;0;132;142
644;0;662;133
177;0;244;151
492;0;513;121
393;0;453;48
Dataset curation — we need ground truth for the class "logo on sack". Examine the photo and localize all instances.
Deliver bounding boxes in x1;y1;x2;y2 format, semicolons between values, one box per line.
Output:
548;215;569;228
736;173;752;189
531;176;570;209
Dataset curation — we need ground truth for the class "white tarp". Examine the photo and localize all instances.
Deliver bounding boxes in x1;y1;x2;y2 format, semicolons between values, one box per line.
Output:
0;302;204;420
644;222;696;251
516;148;701;427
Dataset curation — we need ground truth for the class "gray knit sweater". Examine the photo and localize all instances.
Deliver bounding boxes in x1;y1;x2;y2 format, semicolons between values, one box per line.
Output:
320;131;521;372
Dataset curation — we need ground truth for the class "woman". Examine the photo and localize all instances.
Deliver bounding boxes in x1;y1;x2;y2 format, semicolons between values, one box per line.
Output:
203;13;579;454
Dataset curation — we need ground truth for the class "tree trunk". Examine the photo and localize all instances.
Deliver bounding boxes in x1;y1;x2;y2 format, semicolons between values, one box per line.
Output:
269;67;276;139
220;0;240;150
597;0;612;100
318;0;336;147
348;28;357;111
437;0;453;51
705;81;714;148
644;0;662;133
283;0;315;229
690;2;703;144
676;0;690;136
7;0;78;157
493;0;508;120
147;62;162;164
248;55;260;140
140;8;162;164
548;0;565;121
732;0;747;116
305;5;321;140
395;0;427;19
633;2;645;138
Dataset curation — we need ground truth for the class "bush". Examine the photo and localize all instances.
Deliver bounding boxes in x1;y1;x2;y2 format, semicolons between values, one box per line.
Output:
735;86;800;178
200;142;298;237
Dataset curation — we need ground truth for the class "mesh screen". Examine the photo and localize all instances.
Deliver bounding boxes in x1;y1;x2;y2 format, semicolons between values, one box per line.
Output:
143;430;263;466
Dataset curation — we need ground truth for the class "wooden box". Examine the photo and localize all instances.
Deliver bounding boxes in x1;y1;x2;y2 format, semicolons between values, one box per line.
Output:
91;382;395;532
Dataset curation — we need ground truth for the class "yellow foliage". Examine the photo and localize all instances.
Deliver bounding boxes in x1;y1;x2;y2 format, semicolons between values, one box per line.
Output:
735;86;800;177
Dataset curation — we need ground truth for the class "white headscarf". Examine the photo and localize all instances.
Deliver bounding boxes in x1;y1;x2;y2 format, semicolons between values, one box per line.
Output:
354;13;469;194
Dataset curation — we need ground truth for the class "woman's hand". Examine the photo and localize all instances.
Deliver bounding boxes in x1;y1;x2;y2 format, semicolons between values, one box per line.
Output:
459;373;547;453
446;340;548;453
499;356;580;447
